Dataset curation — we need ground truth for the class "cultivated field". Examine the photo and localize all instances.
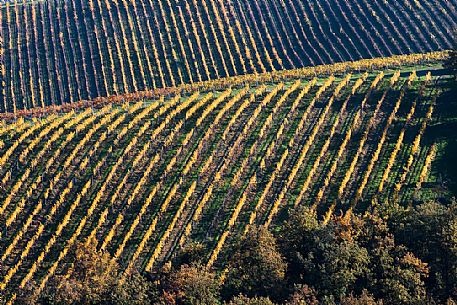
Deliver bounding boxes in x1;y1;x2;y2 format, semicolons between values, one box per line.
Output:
0;65;451;302
0;0;455;112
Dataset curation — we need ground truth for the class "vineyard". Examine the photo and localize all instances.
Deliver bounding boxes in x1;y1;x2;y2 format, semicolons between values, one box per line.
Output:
0;0;455;112
0;66;451;302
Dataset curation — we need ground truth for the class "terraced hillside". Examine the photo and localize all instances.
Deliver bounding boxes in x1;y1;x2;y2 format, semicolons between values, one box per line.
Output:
0;0;455;112
0;66;451;303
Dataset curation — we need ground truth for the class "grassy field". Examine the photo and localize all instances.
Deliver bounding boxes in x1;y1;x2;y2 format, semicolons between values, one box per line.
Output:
0;65;454;302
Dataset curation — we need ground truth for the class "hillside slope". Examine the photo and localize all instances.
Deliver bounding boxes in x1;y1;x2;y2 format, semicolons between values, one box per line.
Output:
0;0;455;112
0;66;452;302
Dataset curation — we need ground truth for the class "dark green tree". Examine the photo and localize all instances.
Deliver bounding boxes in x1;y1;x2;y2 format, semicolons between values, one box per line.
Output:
387;201;457;302
173;241;207;266
278;207;320;284
278;208;369;300
224;226;286;300
279;207;431;304
111;269;153;305
358;213;429;305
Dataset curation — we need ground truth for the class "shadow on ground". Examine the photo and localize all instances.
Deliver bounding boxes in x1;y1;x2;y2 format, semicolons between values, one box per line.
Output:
426;76;457;196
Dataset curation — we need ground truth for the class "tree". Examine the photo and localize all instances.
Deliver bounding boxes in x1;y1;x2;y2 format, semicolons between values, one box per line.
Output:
224;226;286;300
226;294;276;305
111;269;153;305
286;285;319;305
444;29;457;80
41;240;119;305
307;225;369;298
16;239;152;305
278;207;320;284
339;290;383;305
278;207;431;303
160;263;221;305
387;201;457;302
278;208;369;299
358;213;429;305
173;241;207;266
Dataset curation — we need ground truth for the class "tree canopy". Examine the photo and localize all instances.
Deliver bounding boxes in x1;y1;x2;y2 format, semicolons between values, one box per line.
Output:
11;201;456;305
